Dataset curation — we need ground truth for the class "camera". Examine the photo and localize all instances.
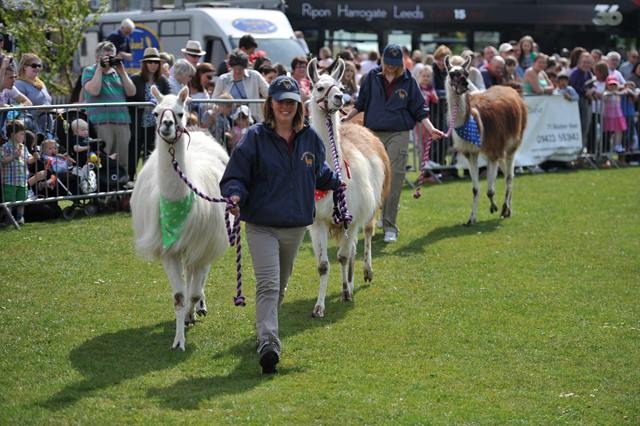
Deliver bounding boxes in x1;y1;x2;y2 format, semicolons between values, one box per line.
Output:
0;53;14;66
584;77;597;91
100;55;122;68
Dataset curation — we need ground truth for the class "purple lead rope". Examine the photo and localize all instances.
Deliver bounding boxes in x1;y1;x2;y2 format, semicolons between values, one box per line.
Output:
170;149;245;307
326;116;352;228
413;103;458;199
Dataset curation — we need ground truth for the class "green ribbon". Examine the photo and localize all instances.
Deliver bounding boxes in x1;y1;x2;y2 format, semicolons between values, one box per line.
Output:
160;192;195;250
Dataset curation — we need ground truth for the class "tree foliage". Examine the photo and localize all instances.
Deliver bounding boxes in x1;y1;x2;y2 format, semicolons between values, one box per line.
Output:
0;0;108;95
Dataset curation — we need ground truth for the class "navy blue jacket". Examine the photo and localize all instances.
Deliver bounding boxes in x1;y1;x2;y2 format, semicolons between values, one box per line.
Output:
220;123;341;227
355;66;429;131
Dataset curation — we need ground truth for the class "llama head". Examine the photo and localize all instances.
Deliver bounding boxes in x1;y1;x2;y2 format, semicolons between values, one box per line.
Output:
151;85;190;143
445;55;472;96
307;57;345;113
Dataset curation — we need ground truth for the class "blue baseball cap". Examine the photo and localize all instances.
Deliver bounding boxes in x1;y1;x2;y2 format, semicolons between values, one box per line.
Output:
382;43;403;66
268;75;301;102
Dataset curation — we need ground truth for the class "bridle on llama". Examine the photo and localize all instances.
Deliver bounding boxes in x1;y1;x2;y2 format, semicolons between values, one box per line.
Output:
413;102;459;199
160;108;246;307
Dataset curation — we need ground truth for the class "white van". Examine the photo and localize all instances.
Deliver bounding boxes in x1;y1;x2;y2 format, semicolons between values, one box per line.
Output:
78;6;306;73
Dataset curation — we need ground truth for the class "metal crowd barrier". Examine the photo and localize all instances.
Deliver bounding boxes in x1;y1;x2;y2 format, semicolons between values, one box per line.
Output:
0;99;265;226
408;92;640;175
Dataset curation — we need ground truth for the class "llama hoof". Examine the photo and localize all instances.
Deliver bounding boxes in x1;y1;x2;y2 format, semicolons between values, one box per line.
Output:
311;306;325;318
464;219;475;226
342;290;353;302
171;340;186;351
490;203;498;214
363;269;373;282
196;300;207;316
501;205;511;218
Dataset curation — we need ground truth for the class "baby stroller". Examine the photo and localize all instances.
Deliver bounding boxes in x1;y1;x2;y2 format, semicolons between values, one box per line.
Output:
36;153;100;220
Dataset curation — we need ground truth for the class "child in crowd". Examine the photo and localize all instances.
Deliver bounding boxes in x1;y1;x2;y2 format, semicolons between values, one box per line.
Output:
205;92;234;152
0;120;40;225
602;75;627;159
555;73;579;102
417;65;438;106
620;81;640;152
41;139;75;173
71;118;116;167
258;65;277;85
230;105;253;153
414;65;439;168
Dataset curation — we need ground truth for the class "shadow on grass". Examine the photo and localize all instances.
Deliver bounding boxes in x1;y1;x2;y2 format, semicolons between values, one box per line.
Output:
41;321;192;410
372;218;503;258
146;290;362;410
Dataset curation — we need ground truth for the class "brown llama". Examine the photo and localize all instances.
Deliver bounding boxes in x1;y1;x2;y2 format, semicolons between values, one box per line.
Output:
445;55;528;225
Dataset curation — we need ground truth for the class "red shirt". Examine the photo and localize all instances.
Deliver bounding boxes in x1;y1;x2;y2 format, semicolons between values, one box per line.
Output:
382;75;401;100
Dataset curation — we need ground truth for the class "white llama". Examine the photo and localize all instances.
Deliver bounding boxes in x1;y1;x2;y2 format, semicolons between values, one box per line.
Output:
130;86;230;350
445;55;528;225
306;58;391;318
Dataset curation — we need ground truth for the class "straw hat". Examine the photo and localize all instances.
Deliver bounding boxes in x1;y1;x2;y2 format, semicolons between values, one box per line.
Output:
181;40;206;56
141;47;160;62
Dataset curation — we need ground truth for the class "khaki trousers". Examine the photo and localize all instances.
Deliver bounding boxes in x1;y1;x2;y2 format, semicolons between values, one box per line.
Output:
373;130;410;235
245;223;306;355
95;123;131;175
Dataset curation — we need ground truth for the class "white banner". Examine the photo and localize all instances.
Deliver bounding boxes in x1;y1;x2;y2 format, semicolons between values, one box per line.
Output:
454;94;582;168
516;95;583;166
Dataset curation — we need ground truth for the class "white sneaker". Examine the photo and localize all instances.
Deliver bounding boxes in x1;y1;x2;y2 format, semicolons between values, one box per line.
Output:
383;231;397;243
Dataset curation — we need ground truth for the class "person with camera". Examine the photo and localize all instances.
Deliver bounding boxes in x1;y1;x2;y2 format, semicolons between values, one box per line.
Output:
82;41;136;184
211;49;269;122
127;47;170;179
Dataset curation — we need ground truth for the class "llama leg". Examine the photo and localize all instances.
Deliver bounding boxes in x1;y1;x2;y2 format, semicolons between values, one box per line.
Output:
363;217;375;282
185;264;211;326
309;222;330;318
501;153;516;218
162;255;188;351
464;152;480;226
486;160;499;214
337;230;358;302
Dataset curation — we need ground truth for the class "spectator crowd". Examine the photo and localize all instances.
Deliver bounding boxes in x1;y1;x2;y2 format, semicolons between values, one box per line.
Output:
1;20;639;227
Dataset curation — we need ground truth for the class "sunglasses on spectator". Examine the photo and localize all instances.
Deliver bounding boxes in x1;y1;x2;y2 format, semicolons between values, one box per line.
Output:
186;53;201;58
146;61;161;64
28;64;43;69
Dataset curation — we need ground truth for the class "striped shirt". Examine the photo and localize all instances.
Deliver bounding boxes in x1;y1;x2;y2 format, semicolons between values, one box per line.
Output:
81;65;131;125
1;143;30;186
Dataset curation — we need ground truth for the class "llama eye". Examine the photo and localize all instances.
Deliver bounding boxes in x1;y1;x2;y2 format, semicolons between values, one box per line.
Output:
177;113;184;118
317;87;324;93
153;112;159;117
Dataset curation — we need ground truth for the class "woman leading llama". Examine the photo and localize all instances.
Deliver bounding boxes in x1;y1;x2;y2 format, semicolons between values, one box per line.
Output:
343;43;445;243
220;76;342;374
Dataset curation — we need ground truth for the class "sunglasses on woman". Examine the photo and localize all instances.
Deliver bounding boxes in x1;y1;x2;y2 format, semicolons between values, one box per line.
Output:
28;63;43;69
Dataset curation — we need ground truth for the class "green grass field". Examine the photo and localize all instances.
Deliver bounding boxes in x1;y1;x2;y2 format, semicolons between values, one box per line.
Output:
1;168;639;424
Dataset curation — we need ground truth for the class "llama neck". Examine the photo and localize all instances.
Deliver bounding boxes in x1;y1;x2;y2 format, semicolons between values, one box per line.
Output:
309;104;342;170
156;135;190;200
447;89;471;127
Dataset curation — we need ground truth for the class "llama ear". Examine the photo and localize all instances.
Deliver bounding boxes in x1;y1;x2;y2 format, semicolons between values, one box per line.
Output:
462;55;472;71
178;85;189;104
330;58;345;82
150;85;163;103
307;58;320;84
444;55;451;72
